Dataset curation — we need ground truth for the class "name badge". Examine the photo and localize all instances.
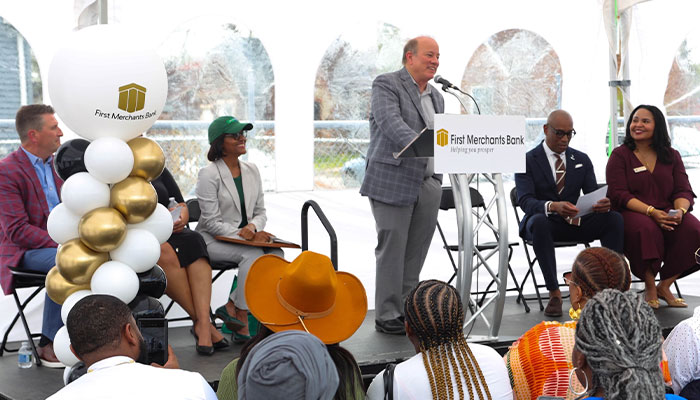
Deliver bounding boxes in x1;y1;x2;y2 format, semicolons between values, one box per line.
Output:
634;166;647;173
575;164;583;169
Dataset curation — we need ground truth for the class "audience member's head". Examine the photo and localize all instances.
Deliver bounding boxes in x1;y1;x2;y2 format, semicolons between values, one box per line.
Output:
15;104;55;143
206;116;253;161
66;294;145;366
237;330;339;400
663;306;700;396
404;280;491;399
573;289;666;399
623;104;672;162
566;247;631;320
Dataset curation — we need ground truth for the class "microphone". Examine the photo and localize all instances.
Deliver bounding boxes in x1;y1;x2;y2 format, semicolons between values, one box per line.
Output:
433;75;459;91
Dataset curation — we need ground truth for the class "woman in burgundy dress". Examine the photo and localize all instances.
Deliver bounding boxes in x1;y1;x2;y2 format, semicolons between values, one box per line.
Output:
606;104;700;309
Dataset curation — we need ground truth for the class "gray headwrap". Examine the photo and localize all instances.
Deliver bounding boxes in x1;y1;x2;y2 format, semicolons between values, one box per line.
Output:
237;330;339;400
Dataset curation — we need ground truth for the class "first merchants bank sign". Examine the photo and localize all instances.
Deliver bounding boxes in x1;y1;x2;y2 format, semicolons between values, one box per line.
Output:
434;114;526;173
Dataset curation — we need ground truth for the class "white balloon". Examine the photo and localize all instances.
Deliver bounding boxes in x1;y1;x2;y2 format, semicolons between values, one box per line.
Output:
48;25;167;141
53;326;80;367
91;261;139;304
61;172;111;216
60;290;93;324
47;203;81;244
128;204;173;244
84;138;135;184
109;229;160;273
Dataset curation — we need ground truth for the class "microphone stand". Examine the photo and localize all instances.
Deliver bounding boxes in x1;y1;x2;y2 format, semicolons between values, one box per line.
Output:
439;84;481;115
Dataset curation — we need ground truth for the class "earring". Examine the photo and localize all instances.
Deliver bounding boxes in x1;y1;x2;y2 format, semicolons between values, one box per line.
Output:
569;367;589;396
569;303;582;321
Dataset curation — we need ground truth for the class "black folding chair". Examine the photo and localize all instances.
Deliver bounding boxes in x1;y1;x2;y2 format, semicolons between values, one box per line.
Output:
436;186;529;312
509;187;591;311
163;198;239;322
0;268;47;366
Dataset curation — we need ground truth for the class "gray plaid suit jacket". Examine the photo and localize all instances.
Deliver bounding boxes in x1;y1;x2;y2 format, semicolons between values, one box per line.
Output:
360;67;445;206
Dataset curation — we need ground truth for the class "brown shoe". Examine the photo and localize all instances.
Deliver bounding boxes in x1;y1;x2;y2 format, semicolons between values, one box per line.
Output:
37;343;65;368
544;296;563;318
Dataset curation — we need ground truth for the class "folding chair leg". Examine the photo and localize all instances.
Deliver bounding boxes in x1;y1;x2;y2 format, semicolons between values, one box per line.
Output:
12;290;41;366
0;311;21;356
508;265;530;313
674;281;682;299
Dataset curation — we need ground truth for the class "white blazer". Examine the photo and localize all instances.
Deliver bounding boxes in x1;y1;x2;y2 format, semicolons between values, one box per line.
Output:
195;158;267;245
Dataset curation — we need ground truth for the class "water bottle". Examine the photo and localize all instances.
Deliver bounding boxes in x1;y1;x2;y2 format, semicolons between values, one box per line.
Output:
168;197;178;209
18;342;32;368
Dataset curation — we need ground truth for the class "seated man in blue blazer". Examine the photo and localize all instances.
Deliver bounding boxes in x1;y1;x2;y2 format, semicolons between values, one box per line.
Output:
515;110;624;317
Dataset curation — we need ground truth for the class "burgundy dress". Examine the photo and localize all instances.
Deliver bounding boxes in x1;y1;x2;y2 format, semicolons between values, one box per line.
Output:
606;145;700;279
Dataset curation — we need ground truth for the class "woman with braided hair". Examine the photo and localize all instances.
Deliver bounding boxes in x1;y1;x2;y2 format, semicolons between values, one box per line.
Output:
366;280;512;399
572;289;684;399
505;247;631;399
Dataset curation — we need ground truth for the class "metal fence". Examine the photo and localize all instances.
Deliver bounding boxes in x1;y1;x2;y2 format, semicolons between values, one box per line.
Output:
1;116;698;192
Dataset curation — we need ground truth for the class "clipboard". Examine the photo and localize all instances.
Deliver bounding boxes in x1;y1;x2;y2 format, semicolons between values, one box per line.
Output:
215;235;301;249
393;128;434;159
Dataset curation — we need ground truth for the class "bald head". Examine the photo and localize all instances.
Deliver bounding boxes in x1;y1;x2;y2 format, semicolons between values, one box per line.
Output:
544;109;575;154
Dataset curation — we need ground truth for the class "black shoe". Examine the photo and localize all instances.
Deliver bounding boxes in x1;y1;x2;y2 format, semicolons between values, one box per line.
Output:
195;343;214;356
213;337;230;350
375;318;406;335
544;296;563;318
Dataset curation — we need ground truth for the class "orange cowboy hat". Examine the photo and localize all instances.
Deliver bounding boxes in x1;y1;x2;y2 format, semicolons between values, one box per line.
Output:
245;251;367;344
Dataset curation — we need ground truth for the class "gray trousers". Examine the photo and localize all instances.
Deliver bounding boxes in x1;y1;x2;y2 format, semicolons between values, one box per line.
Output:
206;241;283;310
370;177;441;322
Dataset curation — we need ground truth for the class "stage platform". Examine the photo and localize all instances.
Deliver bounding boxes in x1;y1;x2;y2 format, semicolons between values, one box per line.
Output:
1;294;697;400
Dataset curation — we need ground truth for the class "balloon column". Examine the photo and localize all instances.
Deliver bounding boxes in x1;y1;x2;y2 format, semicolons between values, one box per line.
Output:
45;25;170;369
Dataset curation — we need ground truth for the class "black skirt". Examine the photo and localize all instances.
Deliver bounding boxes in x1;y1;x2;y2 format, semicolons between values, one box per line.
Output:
166;228;209;268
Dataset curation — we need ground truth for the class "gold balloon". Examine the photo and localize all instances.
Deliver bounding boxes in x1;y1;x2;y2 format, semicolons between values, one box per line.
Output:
45;266;91;305
56;238;109;285
110;177;157;224
128;137;165;181
78;207;127;252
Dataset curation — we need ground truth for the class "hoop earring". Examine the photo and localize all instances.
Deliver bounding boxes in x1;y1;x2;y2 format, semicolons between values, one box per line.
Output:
569;367;588;396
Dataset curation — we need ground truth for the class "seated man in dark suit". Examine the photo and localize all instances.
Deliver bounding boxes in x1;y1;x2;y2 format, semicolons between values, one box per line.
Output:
514;110;624;317
0;104;64;366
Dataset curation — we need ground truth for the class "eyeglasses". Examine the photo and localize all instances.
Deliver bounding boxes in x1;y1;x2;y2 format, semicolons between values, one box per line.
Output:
225;131;247;140
550;128;576;139
562;271;578;286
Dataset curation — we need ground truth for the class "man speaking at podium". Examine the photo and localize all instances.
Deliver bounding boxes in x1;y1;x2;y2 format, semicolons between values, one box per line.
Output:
360;36;444;335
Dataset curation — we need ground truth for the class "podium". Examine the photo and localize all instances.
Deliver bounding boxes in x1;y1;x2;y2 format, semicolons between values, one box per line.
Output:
399;115;525;340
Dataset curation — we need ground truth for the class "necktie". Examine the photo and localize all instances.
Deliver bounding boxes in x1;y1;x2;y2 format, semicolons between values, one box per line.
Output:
555;154;581;226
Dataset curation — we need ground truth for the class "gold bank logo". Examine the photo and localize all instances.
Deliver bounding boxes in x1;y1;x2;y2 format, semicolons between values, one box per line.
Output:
436;129;448;147
118;83;147;113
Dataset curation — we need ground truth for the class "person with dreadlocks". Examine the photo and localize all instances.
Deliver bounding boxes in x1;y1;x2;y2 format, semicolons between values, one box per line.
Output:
572;289;684;399
366;279;512;399
505;247;631;400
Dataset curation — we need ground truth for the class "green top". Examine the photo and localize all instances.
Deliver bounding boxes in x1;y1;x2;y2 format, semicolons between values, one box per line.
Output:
233;175;248;228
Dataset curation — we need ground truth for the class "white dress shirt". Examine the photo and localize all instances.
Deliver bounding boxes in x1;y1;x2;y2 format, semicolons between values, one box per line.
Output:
366;343;513;400
47;356;217;400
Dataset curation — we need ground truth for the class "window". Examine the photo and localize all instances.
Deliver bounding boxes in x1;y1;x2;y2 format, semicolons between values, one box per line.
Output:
150;18;275;195
314;23;404;189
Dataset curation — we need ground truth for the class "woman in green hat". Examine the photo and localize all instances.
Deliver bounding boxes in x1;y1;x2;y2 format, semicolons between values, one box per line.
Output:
195;116;283;344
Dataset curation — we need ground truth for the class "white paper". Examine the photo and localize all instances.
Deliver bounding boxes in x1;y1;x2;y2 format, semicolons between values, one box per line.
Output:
574;185;608;218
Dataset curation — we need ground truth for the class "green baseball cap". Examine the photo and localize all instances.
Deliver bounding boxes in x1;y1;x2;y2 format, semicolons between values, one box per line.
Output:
207;116;253;144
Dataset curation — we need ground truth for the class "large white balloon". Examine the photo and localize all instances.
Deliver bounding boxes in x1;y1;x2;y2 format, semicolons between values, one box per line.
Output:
109;229;160;273
53;326;80;367
84;137;135;184
61;290;93;324
128;204;173;244
48;25;167;141
61;172;111;216
91;261;139;303
47;203;82;244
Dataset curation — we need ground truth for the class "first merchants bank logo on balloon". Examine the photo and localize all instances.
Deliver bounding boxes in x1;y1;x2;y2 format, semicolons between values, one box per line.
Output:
118;83;147;113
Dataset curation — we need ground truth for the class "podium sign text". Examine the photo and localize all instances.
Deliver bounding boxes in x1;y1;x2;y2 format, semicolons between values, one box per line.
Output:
434;114;526;173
